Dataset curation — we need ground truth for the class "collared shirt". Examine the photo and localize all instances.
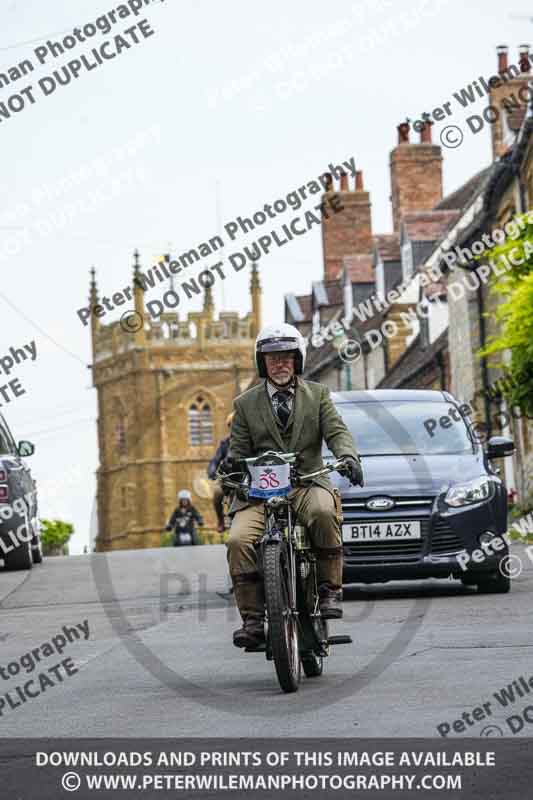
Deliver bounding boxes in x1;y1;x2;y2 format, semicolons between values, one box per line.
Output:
266;379;295;419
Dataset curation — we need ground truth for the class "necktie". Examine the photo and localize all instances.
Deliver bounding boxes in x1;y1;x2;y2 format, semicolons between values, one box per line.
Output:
274;390;291;427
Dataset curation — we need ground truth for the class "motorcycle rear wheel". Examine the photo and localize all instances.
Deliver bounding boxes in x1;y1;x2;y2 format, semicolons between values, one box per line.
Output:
263;542;300;693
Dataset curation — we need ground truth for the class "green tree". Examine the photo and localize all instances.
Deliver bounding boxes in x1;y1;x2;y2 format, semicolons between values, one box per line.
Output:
40;518;74;556
477;212;533;415
160;531;174;547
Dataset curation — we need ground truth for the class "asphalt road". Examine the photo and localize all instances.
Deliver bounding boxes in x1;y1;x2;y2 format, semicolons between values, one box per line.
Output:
1;543;532;738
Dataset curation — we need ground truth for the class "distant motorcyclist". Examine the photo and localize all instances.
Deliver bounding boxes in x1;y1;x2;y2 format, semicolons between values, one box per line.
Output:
208;413;234;533
166;490;204;546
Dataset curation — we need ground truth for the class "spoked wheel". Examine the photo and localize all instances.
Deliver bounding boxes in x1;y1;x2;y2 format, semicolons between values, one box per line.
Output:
263;542;301;693
298;579;327;678
297;562;329;678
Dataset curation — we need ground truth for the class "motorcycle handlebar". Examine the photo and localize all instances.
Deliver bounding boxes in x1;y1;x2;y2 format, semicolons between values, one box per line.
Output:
218;457;352;493
296;458;350;484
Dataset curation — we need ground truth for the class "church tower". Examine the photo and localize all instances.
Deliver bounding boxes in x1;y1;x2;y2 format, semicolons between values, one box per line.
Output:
90;254;261;551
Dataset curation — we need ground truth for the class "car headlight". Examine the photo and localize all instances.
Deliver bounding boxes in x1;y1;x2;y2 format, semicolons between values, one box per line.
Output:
445;476;493;507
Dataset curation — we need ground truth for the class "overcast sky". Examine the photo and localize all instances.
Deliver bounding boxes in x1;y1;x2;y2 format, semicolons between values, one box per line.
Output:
0;0;529;553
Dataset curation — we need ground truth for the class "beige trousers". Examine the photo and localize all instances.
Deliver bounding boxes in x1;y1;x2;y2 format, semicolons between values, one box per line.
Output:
226;486;343;620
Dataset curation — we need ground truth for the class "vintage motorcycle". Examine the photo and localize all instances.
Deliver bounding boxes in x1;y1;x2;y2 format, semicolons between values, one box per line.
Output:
175;517;194;546
220;451;352;693
167;513;200;546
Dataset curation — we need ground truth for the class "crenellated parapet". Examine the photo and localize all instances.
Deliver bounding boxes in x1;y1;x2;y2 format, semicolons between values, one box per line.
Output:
90;251;261;366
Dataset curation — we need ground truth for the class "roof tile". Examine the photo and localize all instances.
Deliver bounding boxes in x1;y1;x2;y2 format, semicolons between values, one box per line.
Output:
402;210;460;241
434;166;492;211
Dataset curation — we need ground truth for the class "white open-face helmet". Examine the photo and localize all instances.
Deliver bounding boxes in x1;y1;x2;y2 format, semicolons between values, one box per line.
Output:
178;489;192;502
255;323;307;378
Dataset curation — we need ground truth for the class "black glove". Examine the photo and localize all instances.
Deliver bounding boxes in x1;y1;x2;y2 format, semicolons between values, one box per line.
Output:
343;456;364;487
218;456;241;476
165;524;172;532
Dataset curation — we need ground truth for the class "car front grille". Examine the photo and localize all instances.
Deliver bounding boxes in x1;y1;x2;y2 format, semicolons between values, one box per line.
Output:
431;519;463;554
342;496;433;512
343;538;423;560
341;495;463;564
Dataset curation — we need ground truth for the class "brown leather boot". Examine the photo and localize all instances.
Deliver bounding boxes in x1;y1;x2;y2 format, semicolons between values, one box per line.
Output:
315;546;343;619
232;576;265;648
233;616;265;648
318;584;343;619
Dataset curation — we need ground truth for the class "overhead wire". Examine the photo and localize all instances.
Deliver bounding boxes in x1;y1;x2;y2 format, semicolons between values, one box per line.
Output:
0;290;87;366
0;30;72;53
23;417;95;437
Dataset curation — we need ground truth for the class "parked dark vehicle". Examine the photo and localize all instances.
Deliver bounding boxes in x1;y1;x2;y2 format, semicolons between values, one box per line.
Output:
327;390;514;594
0;412;41;570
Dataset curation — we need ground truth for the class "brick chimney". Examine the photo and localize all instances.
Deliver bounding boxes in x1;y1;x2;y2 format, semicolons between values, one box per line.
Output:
321;170;373;282
497;44;508;73
389;122;443;231
490;45;532;159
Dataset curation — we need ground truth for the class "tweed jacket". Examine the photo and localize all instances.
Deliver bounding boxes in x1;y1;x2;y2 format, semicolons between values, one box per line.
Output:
229;377;358;512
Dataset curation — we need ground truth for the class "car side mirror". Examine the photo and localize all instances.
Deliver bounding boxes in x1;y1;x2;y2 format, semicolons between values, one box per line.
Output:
486;436;514;459
17;440;35;457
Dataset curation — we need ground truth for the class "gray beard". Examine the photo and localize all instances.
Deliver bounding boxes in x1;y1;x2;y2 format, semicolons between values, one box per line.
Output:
268;376;295;389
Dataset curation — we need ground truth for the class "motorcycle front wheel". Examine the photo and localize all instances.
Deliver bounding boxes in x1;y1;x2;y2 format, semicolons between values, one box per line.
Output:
263;542;300;693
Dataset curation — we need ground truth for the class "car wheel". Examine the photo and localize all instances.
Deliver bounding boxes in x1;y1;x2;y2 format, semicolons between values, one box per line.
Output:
4;536;33;571
476;571;510;594
30;518;43;564
4;510;34;571
32;540;43;564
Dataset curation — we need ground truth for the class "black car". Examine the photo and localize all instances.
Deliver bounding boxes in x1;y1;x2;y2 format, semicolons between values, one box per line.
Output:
0;411;41;570
328;390;514;594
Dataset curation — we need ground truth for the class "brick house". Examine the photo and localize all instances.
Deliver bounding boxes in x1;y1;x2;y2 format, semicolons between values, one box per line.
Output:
440;46;533;502
288;44;533;503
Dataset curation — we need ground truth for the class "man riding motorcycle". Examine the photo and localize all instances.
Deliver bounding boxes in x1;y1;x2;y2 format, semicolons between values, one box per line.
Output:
166;490;204;546
225;323;363;649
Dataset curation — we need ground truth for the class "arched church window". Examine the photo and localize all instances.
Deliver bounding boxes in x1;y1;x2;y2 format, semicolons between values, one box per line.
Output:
188;396;213;445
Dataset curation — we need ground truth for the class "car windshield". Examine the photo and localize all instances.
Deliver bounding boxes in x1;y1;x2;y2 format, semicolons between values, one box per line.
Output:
325;401;474;456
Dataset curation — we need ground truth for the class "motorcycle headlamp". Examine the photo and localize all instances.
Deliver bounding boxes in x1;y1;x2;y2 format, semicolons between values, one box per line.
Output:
445;476;493;508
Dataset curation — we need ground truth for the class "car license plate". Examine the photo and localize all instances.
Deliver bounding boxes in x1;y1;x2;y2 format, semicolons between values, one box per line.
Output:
342;520;421;542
